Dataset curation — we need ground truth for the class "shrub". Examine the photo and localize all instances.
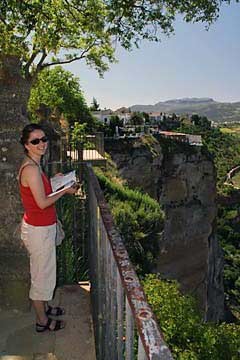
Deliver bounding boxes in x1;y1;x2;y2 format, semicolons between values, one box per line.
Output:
143;274;240;359
96;171;164;275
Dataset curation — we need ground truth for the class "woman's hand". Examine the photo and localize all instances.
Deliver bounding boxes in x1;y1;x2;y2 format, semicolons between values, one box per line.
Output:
65;183;79;195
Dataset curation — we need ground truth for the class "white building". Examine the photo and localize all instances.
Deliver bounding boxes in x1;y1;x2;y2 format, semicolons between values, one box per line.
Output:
149;112;163;123
91;110;114;125
113;107;132;125
92;108;132;126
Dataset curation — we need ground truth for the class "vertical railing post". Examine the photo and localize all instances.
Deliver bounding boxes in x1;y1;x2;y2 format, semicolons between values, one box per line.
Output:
137;336;148;360
60;135;67;164
96;132;104;157
88;183;100;359
117;271;124;359
100;220;107;360
77;141;84;182
109;251;118;359
125;296;135;360
97;205;103;360
69;134;72;167
104;228;110;359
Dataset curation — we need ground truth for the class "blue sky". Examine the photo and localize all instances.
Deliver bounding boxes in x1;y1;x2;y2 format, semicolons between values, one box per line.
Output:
64;2;240;110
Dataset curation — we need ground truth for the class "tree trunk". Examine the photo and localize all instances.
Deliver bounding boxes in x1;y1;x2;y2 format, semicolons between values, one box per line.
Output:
0;55;31;310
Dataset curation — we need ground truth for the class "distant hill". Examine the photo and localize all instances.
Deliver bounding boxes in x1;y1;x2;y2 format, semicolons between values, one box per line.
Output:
130;98;240;123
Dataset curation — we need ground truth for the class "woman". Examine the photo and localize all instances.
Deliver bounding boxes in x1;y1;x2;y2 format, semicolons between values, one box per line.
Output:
19;123;77;332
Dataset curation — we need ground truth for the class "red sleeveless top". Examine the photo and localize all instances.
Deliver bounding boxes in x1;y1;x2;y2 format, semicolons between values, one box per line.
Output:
19;166;57;226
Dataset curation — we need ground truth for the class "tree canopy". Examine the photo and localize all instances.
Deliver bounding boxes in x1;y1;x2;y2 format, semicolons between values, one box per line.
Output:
0;0;238;78
28;66;91;125
0;0;115;77
28;66;96;129
90;97;101;111
130;112;145;125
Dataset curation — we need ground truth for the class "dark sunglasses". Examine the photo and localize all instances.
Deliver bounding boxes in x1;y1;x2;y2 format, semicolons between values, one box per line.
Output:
29;136;48;145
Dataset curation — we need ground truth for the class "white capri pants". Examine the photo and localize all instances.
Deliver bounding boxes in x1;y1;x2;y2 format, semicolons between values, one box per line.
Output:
21;219;57;301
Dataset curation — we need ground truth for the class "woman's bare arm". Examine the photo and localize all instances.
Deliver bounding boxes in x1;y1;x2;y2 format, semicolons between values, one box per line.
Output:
22;165;76;209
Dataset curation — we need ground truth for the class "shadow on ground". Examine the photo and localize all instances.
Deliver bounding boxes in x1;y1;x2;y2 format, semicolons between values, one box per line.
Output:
0;283;96;360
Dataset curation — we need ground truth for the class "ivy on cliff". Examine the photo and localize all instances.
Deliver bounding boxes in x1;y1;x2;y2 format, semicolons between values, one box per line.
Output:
95;169;164;275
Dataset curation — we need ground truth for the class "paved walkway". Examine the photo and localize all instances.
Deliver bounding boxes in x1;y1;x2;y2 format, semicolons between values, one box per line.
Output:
66;150;106;167
0;283;96;360
67;150;105;161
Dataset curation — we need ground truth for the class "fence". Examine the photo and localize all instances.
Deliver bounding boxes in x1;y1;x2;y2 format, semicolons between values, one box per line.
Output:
46;130;173;358
65;132;106;169
45;152;88;285
86;164;173;360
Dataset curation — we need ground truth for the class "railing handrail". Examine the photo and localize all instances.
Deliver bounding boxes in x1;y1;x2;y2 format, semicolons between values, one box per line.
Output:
87;164;173;359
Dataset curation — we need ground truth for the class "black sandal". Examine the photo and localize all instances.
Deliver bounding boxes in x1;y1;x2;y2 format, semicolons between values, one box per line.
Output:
36;318;65;332
46;305;65;316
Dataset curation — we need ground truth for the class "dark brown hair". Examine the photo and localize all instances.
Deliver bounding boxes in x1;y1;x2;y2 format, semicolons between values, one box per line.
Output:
20;123;45;153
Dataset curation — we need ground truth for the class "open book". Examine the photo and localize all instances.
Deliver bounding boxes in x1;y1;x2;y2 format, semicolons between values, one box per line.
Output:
48;170;76;197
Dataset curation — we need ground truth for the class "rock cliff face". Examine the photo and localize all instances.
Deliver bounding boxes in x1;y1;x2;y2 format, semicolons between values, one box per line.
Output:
105;136;224;321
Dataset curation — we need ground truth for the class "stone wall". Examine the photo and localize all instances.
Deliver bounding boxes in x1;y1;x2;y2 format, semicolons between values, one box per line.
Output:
0;56;31;310
105;136;224;321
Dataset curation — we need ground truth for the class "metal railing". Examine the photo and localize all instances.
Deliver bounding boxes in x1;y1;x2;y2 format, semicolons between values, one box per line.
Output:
86;164;173;360
66;132;105;163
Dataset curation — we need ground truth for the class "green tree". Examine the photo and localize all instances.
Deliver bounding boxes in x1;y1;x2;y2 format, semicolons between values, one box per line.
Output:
130;112;144;125
90;97;100;111
143;112;150;124
109;115;123;136
0;1;115;77
28;66;94;129
1;1;238;127
70;121;98;150
191;114;211;130
1;1;234;68
70;122;87;149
